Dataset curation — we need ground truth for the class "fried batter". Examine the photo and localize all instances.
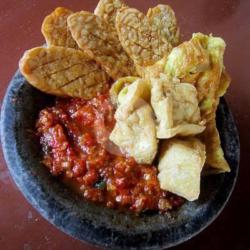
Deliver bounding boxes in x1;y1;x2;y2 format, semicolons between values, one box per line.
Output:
67;11;137;80
41;7;78;49
164;33;227;123
196;34;226;122
201;119;230;173
164;35;210;84
147;4;180;46
109;76;139;105
116;7;172;67
19;46;109;99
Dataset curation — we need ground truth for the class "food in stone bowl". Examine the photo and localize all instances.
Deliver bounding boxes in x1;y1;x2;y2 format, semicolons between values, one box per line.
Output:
1;0;240;249
18;0;232;214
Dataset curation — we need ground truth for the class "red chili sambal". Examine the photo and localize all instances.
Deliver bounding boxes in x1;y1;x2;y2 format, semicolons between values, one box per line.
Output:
36;93;184;213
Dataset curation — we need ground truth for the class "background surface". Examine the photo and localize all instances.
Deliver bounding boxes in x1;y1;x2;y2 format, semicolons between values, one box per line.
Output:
0;0;249;249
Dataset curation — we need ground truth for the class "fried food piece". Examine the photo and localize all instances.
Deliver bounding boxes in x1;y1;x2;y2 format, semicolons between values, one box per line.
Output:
201;70;231;173
201;119;230;173
19;46;109;99
164;33;227;122
150;75;205;138
196;34;226;122
41;7;78;49
164;35;210;84
94;0;127;27
67;11;137;80
110;79;157;164
138;56;167;79
109;76;139;105
110;104;157;164
158;138;206;201
164;33;230;173
116;7;172;67
218;69;231;97
147;4;180;46
115;79;151;119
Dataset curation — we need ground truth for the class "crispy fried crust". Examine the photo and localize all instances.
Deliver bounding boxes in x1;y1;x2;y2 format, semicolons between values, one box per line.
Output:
67;11;137;80
147;4;180;46
158;138;206;201
41;7;78;49
116;7;172;67
201;119;230;173
94;0;127;27
19;46;109;99
200;69;231;173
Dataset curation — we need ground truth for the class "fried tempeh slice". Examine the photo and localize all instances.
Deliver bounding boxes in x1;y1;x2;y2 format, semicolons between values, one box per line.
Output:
19;46;109;99
41;7;78;49
147;4;180;46
94;0;127;28
67;11;137;80
116;7;172;67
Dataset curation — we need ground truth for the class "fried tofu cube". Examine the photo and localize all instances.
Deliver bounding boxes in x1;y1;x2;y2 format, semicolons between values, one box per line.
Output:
109;79;157;164
110;104;157;164
158;138;206;201
150;75;205;138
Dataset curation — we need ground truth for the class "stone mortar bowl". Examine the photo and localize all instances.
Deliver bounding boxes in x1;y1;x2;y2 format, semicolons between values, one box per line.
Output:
0;71;240;249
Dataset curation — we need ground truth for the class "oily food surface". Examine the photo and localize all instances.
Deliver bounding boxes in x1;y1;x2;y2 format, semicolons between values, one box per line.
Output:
19;46;110;99
67;11;137;80
20;0;231;210
94;0;127;27
147;4;180;47
36;94;183;213
116;7;172;67
41;7;78;49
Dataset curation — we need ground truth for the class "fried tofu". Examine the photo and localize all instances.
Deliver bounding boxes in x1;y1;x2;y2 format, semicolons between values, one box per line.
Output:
109;79;157;164
201;118;230;174
109;76;139;105
164;33;227;121
150;75;205;138
158;138;206;201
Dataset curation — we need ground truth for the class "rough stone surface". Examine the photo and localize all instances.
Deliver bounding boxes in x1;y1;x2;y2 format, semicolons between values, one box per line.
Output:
0;71;240;249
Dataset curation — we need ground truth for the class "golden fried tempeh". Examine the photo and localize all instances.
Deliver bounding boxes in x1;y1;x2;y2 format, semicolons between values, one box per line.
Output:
116;7;172;67
41;7;78;49
147;4;180;46
19;46;109;99
67;11;137;80
94;0;127;28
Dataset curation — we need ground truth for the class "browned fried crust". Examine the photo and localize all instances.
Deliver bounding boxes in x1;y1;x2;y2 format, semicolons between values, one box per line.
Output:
147;4;180;46
19;46;109;99
67;11;137;80
116;7;172;67
41;7;78;49
94;0;127;28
